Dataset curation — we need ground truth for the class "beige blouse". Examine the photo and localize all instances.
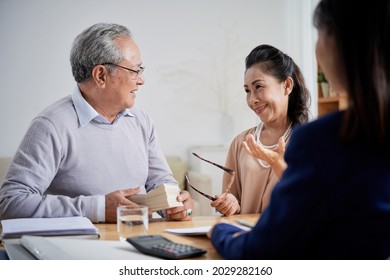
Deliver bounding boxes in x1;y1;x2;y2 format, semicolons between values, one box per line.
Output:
222;127;279;214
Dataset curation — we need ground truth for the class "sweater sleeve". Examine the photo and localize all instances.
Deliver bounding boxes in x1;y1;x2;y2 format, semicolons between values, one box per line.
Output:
0;116;100;222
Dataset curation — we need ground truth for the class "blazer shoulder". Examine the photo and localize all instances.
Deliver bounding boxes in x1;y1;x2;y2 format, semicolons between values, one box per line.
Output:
293;111;343;142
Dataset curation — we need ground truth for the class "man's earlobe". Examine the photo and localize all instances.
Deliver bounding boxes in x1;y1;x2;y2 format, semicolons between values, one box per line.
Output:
90;65;106;86
97;71;106;85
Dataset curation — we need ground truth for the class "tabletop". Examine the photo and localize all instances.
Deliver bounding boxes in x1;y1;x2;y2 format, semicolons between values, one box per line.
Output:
96;213;260;260
0;214;260;260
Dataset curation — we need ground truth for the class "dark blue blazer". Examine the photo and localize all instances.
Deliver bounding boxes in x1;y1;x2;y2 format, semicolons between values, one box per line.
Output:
211;111;390;259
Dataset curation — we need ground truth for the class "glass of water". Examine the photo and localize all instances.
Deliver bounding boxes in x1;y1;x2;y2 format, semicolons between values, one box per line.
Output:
117;205;148;242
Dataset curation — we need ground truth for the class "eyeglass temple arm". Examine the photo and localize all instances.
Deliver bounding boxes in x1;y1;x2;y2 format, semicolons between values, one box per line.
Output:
222;173;235;200
192;153;235;175
185;175;215;201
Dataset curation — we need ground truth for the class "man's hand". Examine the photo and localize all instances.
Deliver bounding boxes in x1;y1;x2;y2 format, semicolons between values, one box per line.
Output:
105;187;141;223
166;190;195;221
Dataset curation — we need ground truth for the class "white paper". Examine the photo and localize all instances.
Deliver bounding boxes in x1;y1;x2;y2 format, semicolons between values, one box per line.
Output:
164;224;252;236
164;226;212;235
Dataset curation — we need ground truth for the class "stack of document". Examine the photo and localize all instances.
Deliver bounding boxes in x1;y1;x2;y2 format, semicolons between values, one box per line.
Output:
0;216;100;240
128;183;183;211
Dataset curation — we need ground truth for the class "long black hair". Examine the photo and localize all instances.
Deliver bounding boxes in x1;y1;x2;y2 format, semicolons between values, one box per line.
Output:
314;0;390;145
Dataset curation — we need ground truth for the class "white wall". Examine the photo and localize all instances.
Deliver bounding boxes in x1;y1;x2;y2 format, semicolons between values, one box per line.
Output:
0;0;318;161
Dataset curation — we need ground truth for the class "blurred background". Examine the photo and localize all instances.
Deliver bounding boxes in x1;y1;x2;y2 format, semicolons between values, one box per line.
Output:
0;0;319;162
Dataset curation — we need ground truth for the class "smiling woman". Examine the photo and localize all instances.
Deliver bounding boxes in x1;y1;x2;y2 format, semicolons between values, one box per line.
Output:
209;0;390;261
210;44;311;217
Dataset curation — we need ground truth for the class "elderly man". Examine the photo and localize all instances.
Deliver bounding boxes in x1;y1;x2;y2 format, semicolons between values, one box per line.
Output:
0;23;194;223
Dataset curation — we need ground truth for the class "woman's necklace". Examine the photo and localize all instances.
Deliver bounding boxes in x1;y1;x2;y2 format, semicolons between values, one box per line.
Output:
254;122;292;168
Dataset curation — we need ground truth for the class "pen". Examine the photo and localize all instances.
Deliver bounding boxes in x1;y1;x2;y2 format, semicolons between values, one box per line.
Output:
235;219;254;228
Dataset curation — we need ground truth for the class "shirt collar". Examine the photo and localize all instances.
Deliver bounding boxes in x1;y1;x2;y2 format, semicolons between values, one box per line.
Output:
71;86;134;127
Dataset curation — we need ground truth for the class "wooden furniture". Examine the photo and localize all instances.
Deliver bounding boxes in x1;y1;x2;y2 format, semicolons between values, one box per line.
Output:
0;214;260;260
317;66;348;117
318;95;348;117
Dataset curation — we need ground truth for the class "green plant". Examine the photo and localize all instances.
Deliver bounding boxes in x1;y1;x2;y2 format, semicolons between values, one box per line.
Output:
317;70;328;83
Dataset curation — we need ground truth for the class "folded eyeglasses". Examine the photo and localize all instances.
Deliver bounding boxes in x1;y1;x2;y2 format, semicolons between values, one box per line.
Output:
185;153;235;201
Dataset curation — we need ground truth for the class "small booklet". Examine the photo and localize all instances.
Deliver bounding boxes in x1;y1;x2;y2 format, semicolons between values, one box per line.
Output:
0;216;100;240
128;183;183;212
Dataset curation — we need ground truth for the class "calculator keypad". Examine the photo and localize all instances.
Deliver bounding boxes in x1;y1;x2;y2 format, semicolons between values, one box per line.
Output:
127;235;207;259
152;243;204;257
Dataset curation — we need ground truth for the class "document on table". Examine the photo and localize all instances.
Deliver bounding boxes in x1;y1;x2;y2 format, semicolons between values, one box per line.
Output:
164;224;251;236
164;226;213;236
0;216;100;240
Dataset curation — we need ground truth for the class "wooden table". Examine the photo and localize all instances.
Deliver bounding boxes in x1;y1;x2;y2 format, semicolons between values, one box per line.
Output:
97;214;259;260
0;214;259;260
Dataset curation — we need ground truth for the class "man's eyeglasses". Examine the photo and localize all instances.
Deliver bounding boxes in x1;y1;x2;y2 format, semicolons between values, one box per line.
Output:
185;153;235;201
101;62;145;80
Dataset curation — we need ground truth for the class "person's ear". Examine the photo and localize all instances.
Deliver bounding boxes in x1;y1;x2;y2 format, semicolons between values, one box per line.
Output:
284;77;294;95
91;65;107;86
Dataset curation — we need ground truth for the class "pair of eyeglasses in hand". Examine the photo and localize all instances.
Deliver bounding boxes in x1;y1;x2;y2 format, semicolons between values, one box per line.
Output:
185;153;235;201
